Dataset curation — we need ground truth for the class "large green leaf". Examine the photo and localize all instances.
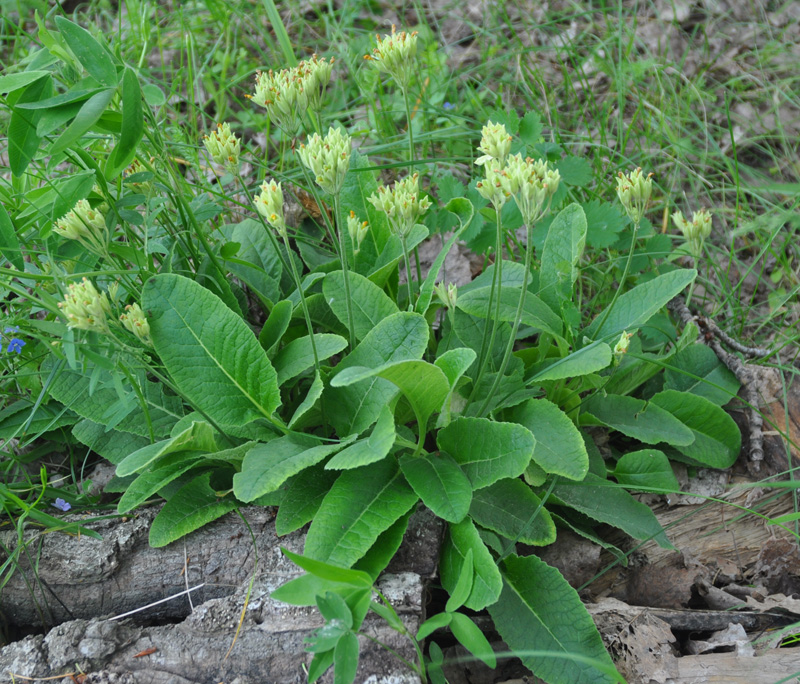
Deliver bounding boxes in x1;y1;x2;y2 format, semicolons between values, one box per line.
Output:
143;274;280;428
325;312;429;436
49;88;115;156
9;74;52;176
233;435;351;502
149;472;237;547
331;359;450;433
510;399;588;480
275;464;339;536
528;341;611;382
72;419;150;465
0;71;50;93
551;473;672;547
663;344;740;406
440;517;502;611
650;390;741;468
221;219;283;305
469;478;556;546
338;150;392;253
0;203;24;270
399;451;472;523
304;459;418;568
0;401;77;439
539;203;587;313
434;347;476;427
582;393;694;446
325;405;395;470
259;300;293;355
456;286;562;338
116;420;217;476
273;334;347;386
323;270;398;342
353;509;413;580
105;67;143;178
584;269;696;341
437;417;534;490
117;451;207;513
489;554;620;684
55;17;118;86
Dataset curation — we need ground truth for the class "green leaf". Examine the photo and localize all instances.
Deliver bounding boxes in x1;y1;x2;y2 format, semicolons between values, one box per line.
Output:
510;399;588;480
275;464;339;536
440;517;503;611
583;200;625;249
457;286;562;338
650;390;741;468
233;435;351;503
0;401;77;440
437;417;534;490
273;334;347;386
149;472;237;547
528;341;612;382
551;473;672;547
415;197;472;315
434;347;477;427
353;509;412;580
144;274;281;427
54;17;118;86
584;269;697;341
324;270;398;342
281;548;373;587
519;110;543;145
489;554;620;684
333;631;359;684
0;71;50;93
0;203;23;270
116;420;217;476
445;549;474;612
71;419;150;465
117;451;207;513
469;478;556;546
288;371;324;429
331;360;449;433
611;449;680;491
317;591;354;628
9;73;52;176
221;219;282;304
399;451;472;523
325;405;395;470
259;300;293;354
304;459;418;568
339;150;392;252
539;203;587;313
449;612;497;669
555;156;593;187
49;88;115;156
308;650;335;684
583;393;695;446
663;344;740;406
105;67;143;179
326;312;429;436
417;612;452;641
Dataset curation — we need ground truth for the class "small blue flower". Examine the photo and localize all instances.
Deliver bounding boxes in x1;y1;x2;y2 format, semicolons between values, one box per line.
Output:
4;326;20;334
6;338;25;354
443;101;455;111
52;498;71;512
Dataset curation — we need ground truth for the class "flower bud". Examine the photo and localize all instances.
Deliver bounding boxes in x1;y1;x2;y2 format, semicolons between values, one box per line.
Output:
613;330;633;357
297;127;351;195
58;278;112;333
434;281;458;309
672;208;712;257
616;168;653;224
368;173;432;238
503;154;560;225
254;179;287;237
364;25;418;90
203;122;241;173
53;199;108;255
475;163;509;210
475;121;512;167
119;302;152;346
347;211;369;254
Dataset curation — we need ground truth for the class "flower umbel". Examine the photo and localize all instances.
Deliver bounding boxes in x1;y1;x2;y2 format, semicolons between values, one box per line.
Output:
58;278;112;333
368;173;432;238
475;121;512;167
119;302;153;347
203;122;241;173
616;168;653;224
673;208;712;257
297;127;352;196
347;211;369;254
254;179;287;237
475;163;510;210
365;25;418;90
53;199;108;255
503;154;561;225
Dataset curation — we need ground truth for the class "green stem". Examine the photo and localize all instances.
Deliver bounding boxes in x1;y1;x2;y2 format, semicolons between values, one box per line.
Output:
400;235;414;311
333;194;356;350
402;85;422;298
593;220;640;340
466;210;503;408
280;231;320;372
478;221;534;418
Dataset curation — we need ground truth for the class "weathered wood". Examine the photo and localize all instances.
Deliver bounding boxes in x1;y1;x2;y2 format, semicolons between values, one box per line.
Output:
0;505;443;629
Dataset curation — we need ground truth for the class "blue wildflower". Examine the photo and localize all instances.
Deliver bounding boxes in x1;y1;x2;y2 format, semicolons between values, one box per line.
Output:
52;498;71;512
443;101;455;111
6;338;24;354
4;326;20;334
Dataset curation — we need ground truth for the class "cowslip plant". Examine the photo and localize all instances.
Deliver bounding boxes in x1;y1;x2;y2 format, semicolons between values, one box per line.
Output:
0;14;748;684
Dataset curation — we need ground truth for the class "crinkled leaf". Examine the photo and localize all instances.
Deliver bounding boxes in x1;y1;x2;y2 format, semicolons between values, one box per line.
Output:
440;517;502;611
325;405;395;470
399;451;472;523
324;270;398;342
274;334;347;386
583;393;694;446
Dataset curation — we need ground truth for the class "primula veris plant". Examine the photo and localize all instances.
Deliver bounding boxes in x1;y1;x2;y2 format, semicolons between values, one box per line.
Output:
0;15;748;684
